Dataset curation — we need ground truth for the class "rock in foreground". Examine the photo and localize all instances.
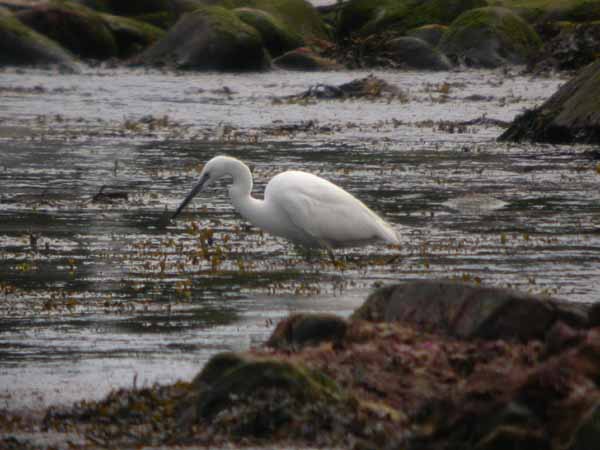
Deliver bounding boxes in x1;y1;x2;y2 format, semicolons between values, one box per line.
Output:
5;280;600;449
500;59;600;144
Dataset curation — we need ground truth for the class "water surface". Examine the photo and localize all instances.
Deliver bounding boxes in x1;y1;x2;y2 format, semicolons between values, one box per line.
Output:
1;67;598;410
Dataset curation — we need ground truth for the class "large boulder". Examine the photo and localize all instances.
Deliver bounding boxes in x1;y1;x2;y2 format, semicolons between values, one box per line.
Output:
136;6;269;71
439;6;542;68
353;280;588;341
338;0;485;37
500;59;600;144
0;11;78;69
234;7;302;57
384;36;452;70
99;13;165;58
16;1;118;60
197;0;328;40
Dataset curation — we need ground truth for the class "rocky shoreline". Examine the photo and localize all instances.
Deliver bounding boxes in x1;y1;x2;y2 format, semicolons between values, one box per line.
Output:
4;0;600;144
2;280;599;449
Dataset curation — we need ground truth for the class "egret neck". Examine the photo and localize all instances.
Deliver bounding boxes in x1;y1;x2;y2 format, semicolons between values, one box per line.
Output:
226;159;271;232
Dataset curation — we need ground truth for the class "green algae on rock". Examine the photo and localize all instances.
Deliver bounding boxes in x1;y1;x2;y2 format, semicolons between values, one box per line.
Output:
500;59;600;143
234;7;303;57
73;0;183;28
136;5;269;71
338;0;485;37
495;0;600;23
0;11;78;69
196;0;328;40
439;6;542;67
99;13;165;58
16;1;118;60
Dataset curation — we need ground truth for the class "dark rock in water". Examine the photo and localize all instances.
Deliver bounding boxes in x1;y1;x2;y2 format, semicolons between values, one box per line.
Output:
384;36;451;70
135;6;269;71
234;7;303;57
273;47;341;70
282;74;404;101
178;353;346;437
0;12;79;70
500;60;600;144
267;313;348;349
16;2;118;60
439;6;542;68
353;280;588;341
531;21;600;73
338;0;485;38
406;23;448;47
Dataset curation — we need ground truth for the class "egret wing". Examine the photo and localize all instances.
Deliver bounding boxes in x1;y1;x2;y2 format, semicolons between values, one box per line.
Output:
267;171;395;248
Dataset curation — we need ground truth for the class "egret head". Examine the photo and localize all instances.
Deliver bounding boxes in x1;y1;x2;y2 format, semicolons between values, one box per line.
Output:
171;156;235;220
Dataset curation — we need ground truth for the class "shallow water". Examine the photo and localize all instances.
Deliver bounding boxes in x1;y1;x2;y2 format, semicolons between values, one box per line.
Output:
0;67;599;410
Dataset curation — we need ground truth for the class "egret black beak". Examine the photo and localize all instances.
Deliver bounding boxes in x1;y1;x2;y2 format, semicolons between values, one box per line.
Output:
171;175;208;220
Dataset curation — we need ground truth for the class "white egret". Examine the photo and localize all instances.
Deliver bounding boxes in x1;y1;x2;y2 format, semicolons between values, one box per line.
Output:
171;156;400;255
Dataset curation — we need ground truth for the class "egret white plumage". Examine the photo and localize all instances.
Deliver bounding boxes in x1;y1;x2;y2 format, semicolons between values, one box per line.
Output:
172;156;400;252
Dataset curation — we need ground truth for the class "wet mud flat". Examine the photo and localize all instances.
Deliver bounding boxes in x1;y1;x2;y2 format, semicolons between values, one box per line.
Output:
0;67;599;415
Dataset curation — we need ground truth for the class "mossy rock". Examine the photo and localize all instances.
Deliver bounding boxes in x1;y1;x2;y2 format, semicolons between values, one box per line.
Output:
74;0;170;15
196;0;328;39
439;6;542;67
500;59;600;144
234;7;302;57
338;0;486;37
491;0;600;23
190;353;344;421
137;5;269;71
72;0;196;28
99;13;165;58
384;36;452;70
16;1;118;60
272;47;342;70
406;23;448;46
0;12;78;69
